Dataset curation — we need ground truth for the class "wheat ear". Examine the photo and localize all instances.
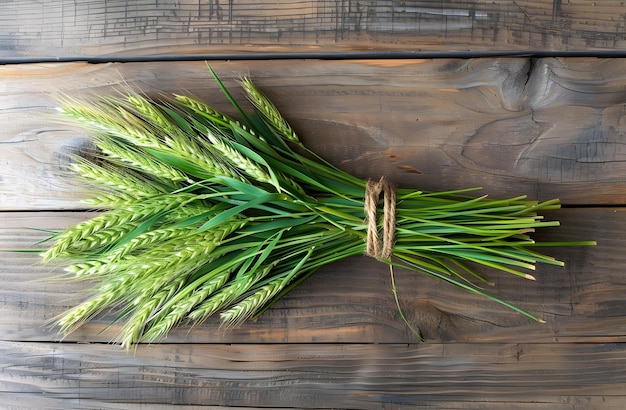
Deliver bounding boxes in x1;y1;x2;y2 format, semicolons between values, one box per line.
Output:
69;160;164;198
206;130;273;186
141;269;232;343
109;219;246;346
128;95;241;181
174;94;235;129
116;275;188;348
56;228;226;335
240;77;300;143
219;275;289;327
41;193;200;261
65;99;233;181
55;287;121;334
61;103;164;150
93;135;191;185
64;260;113;278
187;262;277;324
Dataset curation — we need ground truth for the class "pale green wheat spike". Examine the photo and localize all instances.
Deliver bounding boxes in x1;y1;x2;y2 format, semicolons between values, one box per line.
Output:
174;94;236;130
141;269;232;343
115;218;248;296
160;201;215;224
70;205;218;259
219;275;289;328
42;193;200;261
103;206;227;261
169;134;236;181
100;230;233;343
42;213;118;262
69;160;164;199
105;225;200;261
127;94;240;181
56;285;122;334
128;95;197;157
206;130;273;186
131;110;239;182
61;103;164;150
174;93;261;145
70;100;208;180
240;77;300;143
93;135;192;185
187;262;278;324
62;222;148;256
57;226;231;336
115;105;174;149
116;274;189;348
66;209;220;277
83;192;140;208
128;95;174;133
65;260;112;278
66;95;237;183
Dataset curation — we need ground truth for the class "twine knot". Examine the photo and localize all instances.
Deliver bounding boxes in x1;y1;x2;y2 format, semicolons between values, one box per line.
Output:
365;177;396;260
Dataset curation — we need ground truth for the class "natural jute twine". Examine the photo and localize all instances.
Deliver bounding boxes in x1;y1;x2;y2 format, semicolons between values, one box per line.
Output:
365;177;396;260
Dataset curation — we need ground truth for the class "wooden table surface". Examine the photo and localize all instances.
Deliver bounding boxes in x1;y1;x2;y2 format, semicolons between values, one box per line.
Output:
1;1;626;408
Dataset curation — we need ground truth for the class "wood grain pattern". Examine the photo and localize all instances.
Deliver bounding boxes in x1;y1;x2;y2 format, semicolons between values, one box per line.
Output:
0;341;624;409
3;58;626;210
0;208;614;344
3;5;626;403
2;1;626;58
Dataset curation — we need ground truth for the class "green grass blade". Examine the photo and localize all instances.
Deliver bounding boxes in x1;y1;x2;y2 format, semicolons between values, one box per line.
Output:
390;258;544;323
198;193;283;232
208;65;253;128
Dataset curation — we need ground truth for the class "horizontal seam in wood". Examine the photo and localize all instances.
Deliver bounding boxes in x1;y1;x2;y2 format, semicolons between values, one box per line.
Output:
5;50;626;65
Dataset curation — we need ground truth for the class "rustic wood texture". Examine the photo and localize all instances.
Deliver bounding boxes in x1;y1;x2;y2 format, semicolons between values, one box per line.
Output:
2;0;626;58
1;341;624;409
4;58;626;211
3;4;626;405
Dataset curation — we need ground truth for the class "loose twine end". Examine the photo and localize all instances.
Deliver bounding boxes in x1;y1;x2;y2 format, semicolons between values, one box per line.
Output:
365;177;397;260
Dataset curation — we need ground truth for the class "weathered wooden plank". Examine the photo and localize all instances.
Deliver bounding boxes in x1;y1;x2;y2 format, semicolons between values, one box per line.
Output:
0;341;624;409
2;1;626;58
3;58;626;210
0;207;616;344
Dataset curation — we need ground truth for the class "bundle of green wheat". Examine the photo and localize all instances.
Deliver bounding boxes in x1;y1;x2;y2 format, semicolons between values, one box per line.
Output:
42;68;594;347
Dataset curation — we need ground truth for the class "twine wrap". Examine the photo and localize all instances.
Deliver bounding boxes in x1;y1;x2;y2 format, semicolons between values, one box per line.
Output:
365;177;397;260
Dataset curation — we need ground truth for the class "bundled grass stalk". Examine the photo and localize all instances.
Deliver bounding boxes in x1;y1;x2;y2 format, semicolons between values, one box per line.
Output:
39;67;595;348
